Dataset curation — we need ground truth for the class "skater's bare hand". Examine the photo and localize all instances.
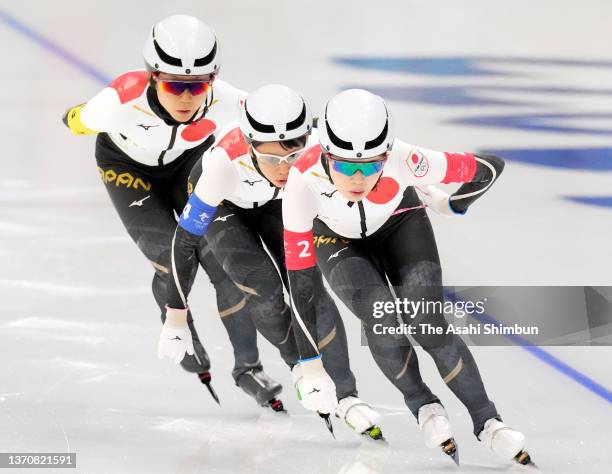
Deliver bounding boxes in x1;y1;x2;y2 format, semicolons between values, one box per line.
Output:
158;307;195;364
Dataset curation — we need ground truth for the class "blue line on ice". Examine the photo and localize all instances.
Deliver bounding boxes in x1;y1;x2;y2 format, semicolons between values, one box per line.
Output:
0;9;111;84
445;291;612;404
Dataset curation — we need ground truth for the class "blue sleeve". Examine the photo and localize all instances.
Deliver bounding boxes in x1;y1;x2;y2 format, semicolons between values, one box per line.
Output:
178;193;218;236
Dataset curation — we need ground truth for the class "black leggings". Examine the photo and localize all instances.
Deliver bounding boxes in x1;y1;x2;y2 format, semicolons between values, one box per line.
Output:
313;205;498;435
95;133;261;379
203;199;358;399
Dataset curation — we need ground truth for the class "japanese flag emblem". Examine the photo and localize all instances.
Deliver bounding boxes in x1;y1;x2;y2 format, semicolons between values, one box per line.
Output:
407;149;430;177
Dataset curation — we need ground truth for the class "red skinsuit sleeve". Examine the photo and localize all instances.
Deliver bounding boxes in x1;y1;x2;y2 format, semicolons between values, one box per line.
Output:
108;71;149;104
284;229;316;270
442;152;477;183
216;127;249;160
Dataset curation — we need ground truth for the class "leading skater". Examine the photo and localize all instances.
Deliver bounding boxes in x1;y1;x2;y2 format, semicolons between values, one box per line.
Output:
62;15;279;403
282;89;533;466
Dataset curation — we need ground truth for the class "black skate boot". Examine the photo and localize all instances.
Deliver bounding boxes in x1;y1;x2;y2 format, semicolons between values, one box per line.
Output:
236;368;285;412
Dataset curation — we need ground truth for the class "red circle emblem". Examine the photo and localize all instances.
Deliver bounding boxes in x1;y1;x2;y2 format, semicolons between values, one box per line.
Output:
181;119;217;142
366;177;400;204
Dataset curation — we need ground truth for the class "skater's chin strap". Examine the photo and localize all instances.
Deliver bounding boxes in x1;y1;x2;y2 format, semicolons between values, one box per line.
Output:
248;149;281;190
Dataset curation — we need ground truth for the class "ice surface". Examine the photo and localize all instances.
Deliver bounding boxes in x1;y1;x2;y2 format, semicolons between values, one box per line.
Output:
1;1;611;472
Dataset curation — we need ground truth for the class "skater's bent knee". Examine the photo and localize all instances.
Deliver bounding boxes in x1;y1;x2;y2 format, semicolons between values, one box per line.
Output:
442;357;464;384
219;297;247;318
150;260;169;274
318;326;337;351
395;347;414;380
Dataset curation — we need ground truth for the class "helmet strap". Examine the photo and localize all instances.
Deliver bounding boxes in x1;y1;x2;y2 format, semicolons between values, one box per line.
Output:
249;149;277;188
148;72;158;88
371;153;389;190
371;173;384;191
146;85;180;125
321;153;335;185
196;85;214;120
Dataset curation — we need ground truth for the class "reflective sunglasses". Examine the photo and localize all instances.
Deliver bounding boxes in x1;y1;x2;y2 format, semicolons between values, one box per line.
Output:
157;79;213;96
328;156;387;177
251;146;306;166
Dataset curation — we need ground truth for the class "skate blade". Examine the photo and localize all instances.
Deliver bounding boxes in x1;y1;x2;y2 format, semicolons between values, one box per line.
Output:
198;373;221;406
513;450;539;471
206;384;220;405
441;438;460;466
319;412;336;439
363;425;386;442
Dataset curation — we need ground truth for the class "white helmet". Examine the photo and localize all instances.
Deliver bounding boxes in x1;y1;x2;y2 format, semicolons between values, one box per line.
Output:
143;15;220;76
319;89;394;159
239;84;312;142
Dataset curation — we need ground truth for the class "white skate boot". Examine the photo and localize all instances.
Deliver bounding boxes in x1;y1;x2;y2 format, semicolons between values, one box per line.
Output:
418;402;459;465
336;396;384;440
478;418;534;466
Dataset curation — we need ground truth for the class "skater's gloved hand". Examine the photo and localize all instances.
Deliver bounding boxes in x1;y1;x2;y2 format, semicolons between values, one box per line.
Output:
294;356;338;415
158;306;194;364
62;104;98;136
417;185;464;217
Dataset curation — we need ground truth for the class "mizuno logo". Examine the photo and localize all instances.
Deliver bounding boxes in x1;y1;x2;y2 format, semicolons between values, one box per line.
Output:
308;388;321;394
171;336;182;341
129;195;151;207
137;124;159;130
243;179;262;186
214;214;234;222
328;247;348;261
321;190;337;198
